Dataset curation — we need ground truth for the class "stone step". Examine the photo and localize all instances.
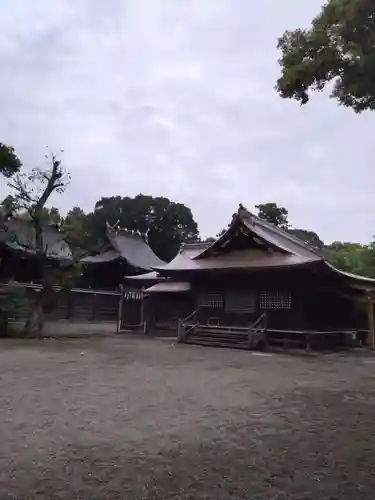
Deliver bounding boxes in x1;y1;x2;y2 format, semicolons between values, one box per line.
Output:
191;331;249;340
185;338;250;350
267;336;306;347
188;335;249;345
185;330;306;351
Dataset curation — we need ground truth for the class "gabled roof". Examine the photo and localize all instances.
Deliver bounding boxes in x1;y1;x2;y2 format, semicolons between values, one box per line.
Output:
152;205;321;274
197;205;322;261
81;223;166;271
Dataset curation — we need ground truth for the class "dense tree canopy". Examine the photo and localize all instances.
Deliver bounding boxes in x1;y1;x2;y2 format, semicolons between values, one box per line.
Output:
75;194;199;262
276;0;375;112
62;206;89;250
0;143;22;178
324;241;375;277
39;206;61;225
255;203;289;229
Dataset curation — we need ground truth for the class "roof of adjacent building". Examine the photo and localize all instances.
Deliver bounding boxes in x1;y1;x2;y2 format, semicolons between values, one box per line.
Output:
81;223;166;271
155;250;314;272
145;281;191;293
125;270;161;281
125;241;212;281
0;215;73;263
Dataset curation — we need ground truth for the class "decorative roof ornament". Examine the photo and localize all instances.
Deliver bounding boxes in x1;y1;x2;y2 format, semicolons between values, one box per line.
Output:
238;203;254;225
145;227;151;245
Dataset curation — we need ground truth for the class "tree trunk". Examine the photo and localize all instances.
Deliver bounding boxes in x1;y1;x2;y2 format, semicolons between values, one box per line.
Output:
23;210;47;336
23;289;46;336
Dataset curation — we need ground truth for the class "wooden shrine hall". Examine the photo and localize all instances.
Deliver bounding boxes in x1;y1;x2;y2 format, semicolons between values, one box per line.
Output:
81;222;166;290
123;204;375;351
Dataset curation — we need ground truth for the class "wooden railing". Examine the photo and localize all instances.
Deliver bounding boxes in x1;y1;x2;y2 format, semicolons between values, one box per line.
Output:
177;309;198;342
248;312;267;349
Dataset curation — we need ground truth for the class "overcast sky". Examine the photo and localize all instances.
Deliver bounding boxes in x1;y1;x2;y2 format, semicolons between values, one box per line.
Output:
0;0;374;243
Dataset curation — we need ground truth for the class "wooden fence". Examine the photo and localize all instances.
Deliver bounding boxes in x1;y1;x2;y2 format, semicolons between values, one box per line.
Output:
2;282;121;323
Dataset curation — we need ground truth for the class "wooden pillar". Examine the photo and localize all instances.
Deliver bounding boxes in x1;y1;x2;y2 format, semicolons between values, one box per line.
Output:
146;296;156;336
140;288;145;331
117;286;124;333
66;292;73;319
177;318;183;342
367;301;375;349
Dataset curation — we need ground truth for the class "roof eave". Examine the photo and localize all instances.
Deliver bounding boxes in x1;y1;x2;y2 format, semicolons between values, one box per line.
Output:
324;260;375;287
152;258;320;275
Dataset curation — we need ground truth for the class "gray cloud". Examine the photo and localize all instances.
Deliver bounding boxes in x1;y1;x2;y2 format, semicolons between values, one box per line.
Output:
0;0;374;243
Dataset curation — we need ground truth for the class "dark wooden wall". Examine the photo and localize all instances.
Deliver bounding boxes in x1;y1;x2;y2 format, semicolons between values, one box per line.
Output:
144;294;194;333
142;268;367;332
121;298;142;329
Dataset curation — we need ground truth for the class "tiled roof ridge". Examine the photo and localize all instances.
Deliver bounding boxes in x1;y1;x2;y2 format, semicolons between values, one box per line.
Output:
105;221;147;241
180;241;211;252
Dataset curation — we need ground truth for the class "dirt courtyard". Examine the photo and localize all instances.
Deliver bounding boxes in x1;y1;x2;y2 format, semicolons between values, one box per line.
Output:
1;337;375;499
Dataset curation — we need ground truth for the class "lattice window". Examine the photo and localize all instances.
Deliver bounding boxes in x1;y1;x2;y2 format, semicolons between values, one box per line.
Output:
259;291;292;310
198;292;224;308
225;291;256;313
123;288;143;300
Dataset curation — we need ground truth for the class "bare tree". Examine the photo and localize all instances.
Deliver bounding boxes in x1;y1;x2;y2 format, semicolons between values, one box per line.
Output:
8;151;72;334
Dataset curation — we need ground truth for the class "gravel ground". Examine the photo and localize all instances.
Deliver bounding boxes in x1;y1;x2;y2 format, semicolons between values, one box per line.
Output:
1;336;375;499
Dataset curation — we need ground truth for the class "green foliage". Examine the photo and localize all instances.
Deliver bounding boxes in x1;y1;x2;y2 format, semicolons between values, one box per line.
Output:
0;143;22;178
276;0;375;112
255;203;289;229
62;206;87;249
37;206;62;225
324;241;375;277
0;282;28;334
